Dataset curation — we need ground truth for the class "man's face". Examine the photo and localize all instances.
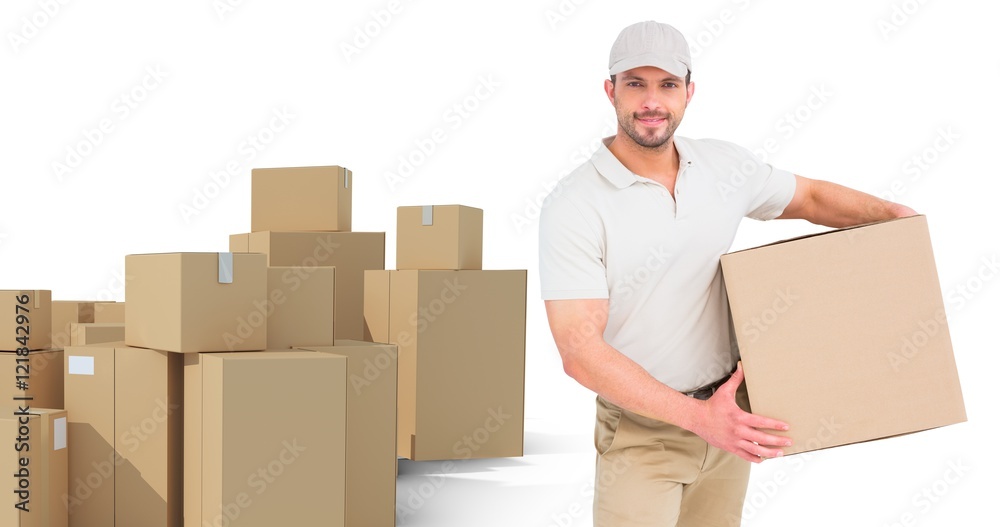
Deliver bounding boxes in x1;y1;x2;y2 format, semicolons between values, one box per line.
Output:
606;66;694;151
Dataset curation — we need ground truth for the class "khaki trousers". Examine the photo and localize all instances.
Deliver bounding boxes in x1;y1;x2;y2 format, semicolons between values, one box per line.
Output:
593;387;751;527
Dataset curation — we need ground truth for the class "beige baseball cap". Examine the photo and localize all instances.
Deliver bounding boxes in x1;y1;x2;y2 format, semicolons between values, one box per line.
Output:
608;20;691;78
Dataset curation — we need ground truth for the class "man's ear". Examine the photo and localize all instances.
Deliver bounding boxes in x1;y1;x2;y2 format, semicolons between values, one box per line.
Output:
604;78;615;104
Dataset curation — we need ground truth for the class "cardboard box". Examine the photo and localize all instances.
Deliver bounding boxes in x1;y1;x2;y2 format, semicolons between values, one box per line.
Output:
94;302;125;323
397;205;483;270
64;344;183;527
229;233;250;253
720;215;966;455
364;269;526;460
71;323;125;346
297;340;398;527
251;165;353;232
125;252;268;353
186;351;347;527
267;266;335;349
231;231;385;341
2;290;52;351
63;344;114;527
51;301;96;349
0;408;68;527
0;349;63;410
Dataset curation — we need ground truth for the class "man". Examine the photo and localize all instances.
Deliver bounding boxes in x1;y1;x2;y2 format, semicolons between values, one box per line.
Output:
538;20;917;526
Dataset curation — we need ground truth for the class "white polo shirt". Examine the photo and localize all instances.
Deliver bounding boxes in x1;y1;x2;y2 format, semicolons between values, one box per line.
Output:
539;135;796;393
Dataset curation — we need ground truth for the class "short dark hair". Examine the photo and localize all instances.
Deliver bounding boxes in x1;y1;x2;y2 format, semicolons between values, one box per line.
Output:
611;70;691;86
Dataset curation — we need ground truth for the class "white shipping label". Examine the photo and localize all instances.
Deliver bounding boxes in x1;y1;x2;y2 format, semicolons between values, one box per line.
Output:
68;356;95;375
54;417;67;450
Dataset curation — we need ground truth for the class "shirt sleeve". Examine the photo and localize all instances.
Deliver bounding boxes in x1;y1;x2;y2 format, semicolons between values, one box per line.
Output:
745;158;797;221
538;194;609;300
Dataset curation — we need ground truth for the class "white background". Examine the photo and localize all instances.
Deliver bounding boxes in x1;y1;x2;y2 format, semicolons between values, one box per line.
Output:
3;0;997;525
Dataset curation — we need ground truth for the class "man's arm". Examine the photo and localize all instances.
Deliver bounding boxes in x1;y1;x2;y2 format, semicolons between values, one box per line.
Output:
545;297;792;463
777;175;917;227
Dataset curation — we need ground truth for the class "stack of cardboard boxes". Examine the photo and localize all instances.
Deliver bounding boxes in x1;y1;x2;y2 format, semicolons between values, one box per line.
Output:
56;164;402;527
230;165;385;342
6;166;531;526
365;205;528;461
1;290;69;527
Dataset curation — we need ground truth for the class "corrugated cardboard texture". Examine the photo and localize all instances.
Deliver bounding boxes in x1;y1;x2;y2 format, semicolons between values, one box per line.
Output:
64;345;116;527
200;352;347;527
94;302;125;324
125;253;268;353
51;301;96;349
721;215;967;455
70;323;125;346
298;340;398;527
2;290;52;351
365;270;527;460
266;266;335;349
0;349;63;410
396;205;484;270
251;165;353;232
243;232;385;341
114;347;183;527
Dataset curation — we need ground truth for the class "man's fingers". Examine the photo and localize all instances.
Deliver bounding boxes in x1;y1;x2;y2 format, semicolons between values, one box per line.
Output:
743;428;792;449
738;440;786;460
742;412;790;432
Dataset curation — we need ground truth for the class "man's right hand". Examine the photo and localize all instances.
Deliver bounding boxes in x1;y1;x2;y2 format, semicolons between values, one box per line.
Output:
690;363;792;463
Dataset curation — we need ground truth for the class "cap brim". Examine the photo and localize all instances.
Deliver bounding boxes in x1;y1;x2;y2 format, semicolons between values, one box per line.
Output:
609;53;688;78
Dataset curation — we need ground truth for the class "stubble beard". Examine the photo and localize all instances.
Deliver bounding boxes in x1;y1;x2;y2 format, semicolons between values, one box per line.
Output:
614;97;682;152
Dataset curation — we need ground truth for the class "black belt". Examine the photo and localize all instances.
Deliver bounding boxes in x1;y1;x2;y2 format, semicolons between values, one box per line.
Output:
684;374;732;400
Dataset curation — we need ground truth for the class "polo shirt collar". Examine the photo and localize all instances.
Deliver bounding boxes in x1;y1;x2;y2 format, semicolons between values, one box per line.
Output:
591;135;694;189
